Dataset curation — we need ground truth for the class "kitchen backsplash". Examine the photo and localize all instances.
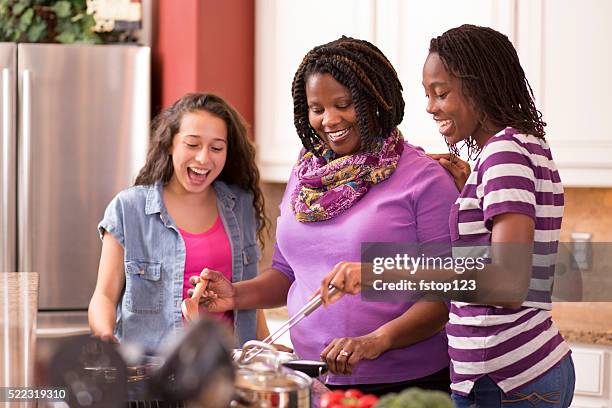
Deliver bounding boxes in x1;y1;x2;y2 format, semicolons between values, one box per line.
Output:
561;188;612;241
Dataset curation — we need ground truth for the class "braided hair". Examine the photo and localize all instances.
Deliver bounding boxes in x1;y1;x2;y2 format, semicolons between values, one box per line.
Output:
430;24;546;140
292;36;405;154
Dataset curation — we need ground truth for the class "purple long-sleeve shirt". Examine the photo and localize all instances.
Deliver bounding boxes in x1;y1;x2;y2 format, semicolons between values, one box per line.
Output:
272;141;459;385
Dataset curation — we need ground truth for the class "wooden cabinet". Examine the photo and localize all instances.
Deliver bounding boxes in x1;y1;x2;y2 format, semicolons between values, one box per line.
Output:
255;0;612;186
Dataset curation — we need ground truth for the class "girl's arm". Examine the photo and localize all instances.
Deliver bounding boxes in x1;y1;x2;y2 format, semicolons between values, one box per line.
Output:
255;309;270;340
88;233;125;342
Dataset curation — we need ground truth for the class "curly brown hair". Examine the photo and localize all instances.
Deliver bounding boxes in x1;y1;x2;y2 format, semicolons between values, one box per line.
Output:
430;24;546;140
135;93;269;247
291;36;405;155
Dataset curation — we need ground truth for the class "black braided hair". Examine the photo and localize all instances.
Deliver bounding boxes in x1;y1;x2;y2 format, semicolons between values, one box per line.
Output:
291;36;405;155
430;24;546;140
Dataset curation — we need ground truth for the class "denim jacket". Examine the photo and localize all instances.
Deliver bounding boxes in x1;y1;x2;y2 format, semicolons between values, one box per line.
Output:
98;181;259;351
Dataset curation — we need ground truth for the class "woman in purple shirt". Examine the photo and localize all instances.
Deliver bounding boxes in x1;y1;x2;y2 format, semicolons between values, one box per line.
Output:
195;36;458;395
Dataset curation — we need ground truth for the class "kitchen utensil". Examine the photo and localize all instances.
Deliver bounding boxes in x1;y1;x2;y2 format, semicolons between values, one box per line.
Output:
48;334;128;407
233;347;297;366
181;279;208;322
282;360;327;378
233;341;312;408
242;286;339;363
150;317;235;408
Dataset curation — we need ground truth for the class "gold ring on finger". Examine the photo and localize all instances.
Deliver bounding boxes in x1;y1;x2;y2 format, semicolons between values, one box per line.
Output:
338;349;350;357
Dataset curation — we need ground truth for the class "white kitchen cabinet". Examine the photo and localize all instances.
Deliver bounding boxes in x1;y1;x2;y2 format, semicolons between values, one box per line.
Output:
255;0;376;182
374;0;515;156
255;0;512;182
256;0;612;186
570;343;612;408
516;0;612;187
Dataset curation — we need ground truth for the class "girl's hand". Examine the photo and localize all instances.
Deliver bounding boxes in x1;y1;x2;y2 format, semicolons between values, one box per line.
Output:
320;332;390;375
319;262;362;306
427;153;471;191
96;332;119;344
188;268;236;312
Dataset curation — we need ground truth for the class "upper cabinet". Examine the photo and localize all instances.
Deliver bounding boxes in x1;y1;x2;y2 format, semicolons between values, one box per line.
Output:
255;0;376;182
256;0;612;186
517;0;612;187
374;0;515;157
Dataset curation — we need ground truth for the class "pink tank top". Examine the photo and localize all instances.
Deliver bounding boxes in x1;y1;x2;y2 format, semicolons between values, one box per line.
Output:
179;215;233;326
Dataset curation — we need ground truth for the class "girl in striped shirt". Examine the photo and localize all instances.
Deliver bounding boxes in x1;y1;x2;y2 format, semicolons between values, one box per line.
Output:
320;24;575;407
422;25;575;407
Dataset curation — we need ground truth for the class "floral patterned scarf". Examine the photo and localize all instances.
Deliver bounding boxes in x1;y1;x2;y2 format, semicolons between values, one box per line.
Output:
291;128;404;222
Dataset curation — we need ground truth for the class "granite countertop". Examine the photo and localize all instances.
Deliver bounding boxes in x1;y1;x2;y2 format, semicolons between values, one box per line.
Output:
0;272;39;386
559;328;612;346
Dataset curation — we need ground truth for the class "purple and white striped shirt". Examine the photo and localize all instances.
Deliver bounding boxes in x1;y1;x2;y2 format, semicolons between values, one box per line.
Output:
448;127;570;395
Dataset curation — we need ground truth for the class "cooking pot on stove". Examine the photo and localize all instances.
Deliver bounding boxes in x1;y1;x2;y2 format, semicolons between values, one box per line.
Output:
232;341;312;408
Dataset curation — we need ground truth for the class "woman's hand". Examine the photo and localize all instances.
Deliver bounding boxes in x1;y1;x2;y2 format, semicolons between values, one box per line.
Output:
320;262;362;305
427;153;471;191
188;268;236;312
320;332;390;375
272;344;294;353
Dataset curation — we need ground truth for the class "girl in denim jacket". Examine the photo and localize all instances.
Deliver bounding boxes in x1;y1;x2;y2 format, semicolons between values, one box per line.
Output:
89;93;270;351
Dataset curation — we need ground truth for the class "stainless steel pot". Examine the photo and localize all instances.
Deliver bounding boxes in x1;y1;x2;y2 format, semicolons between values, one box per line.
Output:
232;341;312;408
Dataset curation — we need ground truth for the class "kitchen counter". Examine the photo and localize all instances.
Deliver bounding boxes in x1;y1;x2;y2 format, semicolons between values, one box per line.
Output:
559;328;612;346
0;272;39;387
552;303;612;346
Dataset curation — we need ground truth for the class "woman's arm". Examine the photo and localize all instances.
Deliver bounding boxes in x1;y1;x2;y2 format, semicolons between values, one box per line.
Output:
88;233;125;342
319;213;535;309
235;267;292;309
195;266;292;311
320;300;448;375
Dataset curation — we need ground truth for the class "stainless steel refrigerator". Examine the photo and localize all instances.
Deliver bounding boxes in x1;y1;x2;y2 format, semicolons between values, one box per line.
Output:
0;43;150;336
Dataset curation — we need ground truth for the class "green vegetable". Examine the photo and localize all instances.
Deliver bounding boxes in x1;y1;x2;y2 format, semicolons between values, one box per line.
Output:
375;388;453;408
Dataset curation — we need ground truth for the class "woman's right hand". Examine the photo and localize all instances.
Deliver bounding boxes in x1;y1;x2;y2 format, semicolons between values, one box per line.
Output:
319;262;362;306
188;268;236;312
427;153;471;191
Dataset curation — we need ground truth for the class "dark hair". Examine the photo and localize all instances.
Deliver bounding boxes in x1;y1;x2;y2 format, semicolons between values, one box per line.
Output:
135;93;269;247
430;24;546;139
291;36;405;155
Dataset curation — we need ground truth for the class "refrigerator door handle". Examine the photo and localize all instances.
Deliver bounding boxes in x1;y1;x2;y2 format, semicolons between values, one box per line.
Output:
2;67;16;273
18;69;32;272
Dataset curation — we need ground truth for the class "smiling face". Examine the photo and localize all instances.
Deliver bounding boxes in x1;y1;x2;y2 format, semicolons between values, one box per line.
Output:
422;52;489;147
305;73;361;156
168;110;228;195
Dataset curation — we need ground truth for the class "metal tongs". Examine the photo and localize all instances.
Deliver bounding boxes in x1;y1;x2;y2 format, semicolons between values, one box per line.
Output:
241;286;340;364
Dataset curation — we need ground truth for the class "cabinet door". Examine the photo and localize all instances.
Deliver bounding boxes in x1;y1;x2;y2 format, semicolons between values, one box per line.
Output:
255;0;376;182
517;0;612;187
376;0;515;155
569;343;610;408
